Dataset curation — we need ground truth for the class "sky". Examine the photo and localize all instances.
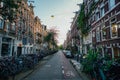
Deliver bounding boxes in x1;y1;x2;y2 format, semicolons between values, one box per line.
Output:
33;0;83;45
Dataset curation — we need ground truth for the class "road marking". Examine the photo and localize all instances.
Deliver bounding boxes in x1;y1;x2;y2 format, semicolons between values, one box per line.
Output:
66;71;75;77
62;70;64;74
62;66;64;74
62;66;64;69
45;64;51;67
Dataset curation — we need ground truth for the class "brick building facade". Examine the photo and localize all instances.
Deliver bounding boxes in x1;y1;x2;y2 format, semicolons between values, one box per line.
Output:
84;0;120;58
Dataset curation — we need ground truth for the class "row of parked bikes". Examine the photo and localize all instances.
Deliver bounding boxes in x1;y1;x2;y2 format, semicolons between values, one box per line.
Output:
0;50;57;79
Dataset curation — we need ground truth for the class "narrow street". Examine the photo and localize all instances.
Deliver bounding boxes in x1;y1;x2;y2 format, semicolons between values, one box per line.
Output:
23;51;82;80
0;0;120;80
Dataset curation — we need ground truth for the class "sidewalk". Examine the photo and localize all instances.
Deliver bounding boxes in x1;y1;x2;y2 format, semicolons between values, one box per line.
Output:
70;59;92;80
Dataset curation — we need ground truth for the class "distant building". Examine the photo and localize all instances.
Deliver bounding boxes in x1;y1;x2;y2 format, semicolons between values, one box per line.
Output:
34;16;43;53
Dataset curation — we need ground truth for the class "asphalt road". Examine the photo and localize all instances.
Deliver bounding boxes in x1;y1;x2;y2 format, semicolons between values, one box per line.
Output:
23;51;82;80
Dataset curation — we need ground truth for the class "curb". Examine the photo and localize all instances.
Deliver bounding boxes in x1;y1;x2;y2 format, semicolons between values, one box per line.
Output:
9;68;34;80
70;60;91;80
19;70;33;80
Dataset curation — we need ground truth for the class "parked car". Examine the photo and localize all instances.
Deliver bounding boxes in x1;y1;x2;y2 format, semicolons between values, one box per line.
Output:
63;50;73;58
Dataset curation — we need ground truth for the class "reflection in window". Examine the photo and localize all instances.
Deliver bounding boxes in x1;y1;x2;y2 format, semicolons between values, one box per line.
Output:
109;0;115;10
111;23;118;37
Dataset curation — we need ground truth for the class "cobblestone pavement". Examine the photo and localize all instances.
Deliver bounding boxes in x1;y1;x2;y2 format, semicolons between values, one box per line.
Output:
23;51;82;80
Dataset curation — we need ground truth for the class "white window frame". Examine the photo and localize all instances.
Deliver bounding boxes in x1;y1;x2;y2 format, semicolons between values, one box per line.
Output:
0;18;4;29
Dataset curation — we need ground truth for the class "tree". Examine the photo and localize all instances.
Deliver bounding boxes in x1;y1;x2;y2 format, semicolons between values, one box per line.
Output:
58;45;63;49
44;28;58;50
0;0;19;22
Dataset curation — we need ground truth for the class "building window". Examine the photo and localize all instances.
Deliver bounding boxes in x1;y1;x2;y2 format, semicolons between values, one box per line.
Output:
109;0;115;10
1;38;11;56
96;12;100;21
101;7;104;17
0;19;4;29
92;31;95;37
111;23;118;37
100;2;105;17
6;22;10;31
11;22;16;31
113;47;120;58
102;28;107;40
92;14;95;22
95;0;98;2
101;24;106;40
96;27;100;42
118;24;120;28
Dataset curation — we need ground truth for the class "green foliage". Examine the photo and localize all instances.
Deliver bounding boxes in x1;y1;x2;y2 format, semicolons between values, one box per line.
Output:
3;0;18;8
1;0;19;22
44;28;58;49
81;49;114;73
82;49;98;73
58;45;63;49
77;1;98;36
77;4;89;36
44;32;52;43
101;60;113;71
87;1;97;17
